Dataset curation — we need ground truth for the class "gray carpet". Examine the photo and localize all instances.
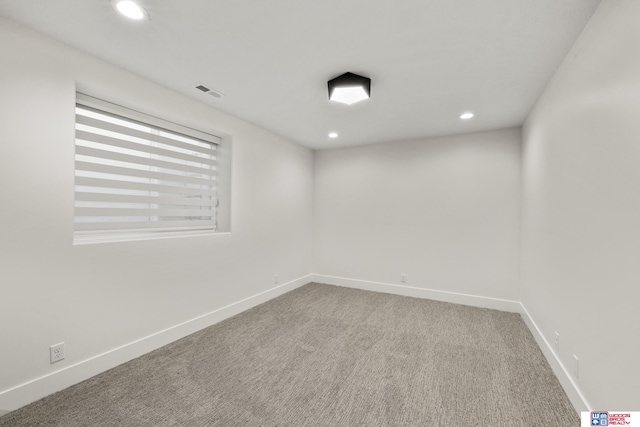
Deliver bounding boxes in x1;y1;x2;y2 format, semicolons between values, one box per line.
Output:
0;283;579;426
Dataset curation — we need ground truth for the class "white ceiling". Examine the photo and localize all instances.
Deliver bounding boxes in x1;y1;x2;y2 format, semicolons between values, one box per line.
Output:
0;0;601;150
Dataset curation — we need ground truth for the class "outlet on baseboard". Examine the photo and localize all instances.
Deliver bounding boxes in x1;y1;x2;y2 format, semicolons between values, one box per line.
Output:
50;342;65;364
400;273;406;284
554;331;560;352
274;274;279;285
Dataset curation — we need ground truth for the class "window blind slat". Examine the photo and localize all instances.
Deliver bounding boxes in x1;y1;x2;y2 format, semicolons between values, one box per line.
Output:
76;130;216;166
76;146;216;177
75;177;216;197
75;192;215;207
76;114;217;156
75;207;213;217
75;161;214;187
75;220;214;232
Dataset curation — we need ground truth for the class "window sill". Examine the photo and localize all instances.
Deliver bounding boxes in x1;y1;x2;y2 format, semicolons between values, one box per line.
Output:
73;229;227;245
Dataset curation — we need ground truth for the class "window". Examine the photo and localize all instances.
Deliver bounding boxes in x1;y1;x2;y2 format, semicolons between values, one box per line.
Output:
74;93;221;243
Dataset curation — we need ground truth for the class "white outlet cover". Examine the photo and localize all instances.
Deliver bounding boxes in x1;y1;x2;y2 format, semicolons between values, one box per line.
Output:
50;343;65;364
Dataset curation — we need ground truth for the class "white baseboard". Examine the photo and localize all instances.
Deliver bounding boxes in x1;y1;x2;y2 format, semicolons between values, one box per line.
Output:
312;274;521;313
518;303;591;414
0;275;312;413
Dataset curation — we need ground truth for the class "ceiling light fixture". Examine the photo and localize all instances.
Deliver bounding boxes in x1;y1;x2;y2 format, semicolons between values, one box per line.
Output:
460;112;475;120
328;132;338;139
328;72;371;106
113;0;148;20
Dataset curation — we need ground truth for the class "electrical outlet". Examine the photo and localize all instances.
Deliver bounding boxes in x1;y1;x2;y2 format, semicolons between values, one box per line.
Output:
554;331;560;352
573;354;579;380
400;273;406;283
274;274;279;285
50;343;65;364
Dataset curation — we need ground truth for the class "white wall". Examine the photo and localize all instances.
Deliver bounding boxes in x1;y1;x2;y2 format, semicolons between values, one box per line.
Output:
0;18;313;410
313;129;521;306
522;0;640;410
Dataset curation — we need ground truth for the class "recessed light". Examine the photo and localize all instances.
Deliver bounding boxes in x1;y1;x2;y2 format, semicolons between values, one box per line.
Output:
113;0;148;20
328;132;339;139
460;112;474;120
328;72;371;105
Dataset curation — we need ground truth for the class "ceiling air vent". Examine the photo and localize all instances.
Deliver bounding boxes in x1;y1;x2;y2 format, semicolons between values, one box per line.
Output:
193;83;225;98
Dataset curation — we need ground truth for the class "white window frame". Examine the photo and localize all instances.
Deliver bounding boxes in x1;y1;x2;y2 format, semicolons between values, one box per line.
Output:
74;93;221;244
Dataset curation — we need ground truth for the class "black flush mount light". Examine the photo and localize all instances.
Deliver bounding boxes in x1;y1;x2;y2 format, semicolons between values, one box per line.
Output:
328;72;371;105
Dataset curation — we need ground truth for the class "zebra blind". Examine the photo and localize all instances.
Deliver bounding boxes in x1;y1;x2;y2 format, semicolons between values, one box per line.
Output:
74;94;220;241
